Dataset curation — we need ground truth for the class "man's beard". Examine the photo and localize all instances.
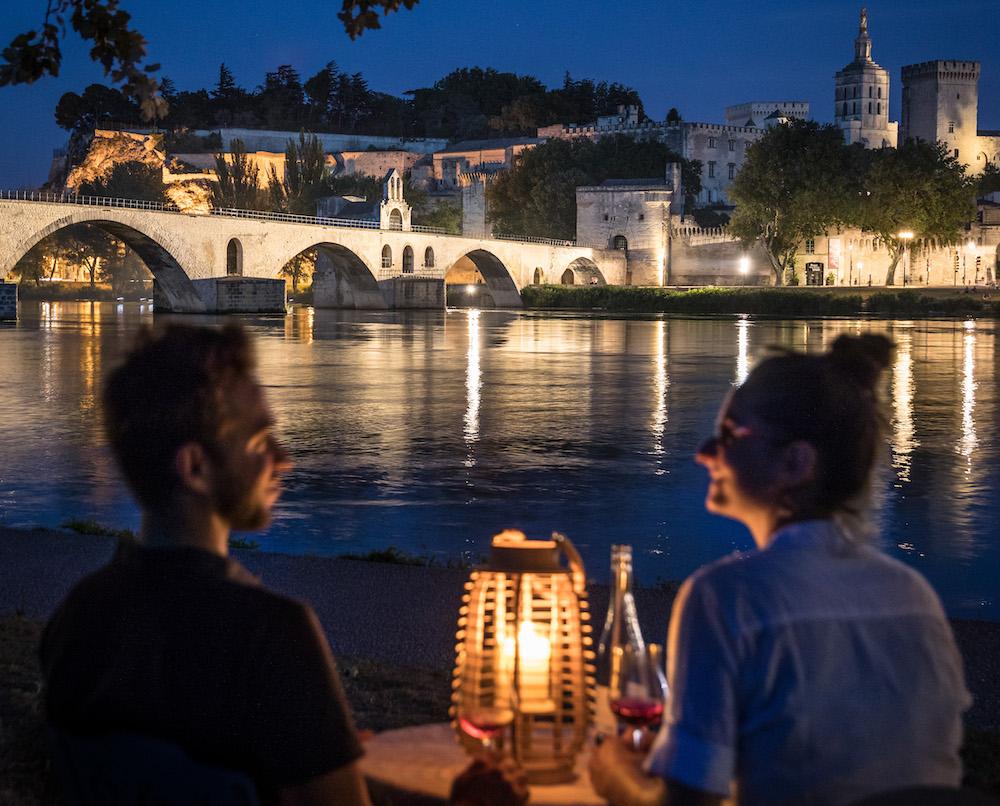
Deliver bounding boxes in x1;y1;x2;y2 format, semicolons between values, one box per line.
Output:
213;462;271;531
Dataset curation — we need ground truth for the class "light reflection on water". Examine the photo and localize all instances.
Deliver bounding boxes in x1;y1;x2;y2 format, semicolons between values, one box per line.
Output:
0;302;997;618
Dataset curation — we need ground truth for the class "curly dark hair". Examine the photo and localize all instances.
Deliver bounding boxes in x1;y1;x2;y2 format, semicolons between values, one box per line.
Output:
102;324;256;512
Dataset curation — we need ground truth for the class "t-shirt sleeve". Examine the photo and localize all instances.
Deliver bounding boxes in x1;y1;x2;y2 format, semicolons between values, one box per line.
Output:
644;573;739;797
244;601;363;786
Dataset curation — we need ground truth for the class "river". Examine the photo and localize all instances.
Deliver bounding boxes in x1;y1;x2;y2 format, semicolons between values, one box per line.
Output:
0;301;996;618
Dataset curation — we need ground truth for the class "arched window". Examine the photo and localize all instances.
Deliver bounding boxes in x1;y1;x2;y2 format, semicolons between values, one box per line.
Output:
424;247;435;268
226;238;243;276
612;235;628;251
533;267;543;285
382;245;392;269
561;269;575;285
388;209;403;231
402;246;414;273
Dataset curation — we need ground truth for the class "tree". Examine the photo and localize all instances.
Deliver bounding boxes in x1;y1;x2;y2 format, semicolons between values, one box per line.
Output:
978;162;1000;197
213;139;268;210
728;120;858;286
77;160;165;202
487;135;699;241
258;65;306;129
666;107;682;125
268;132;328;215
858;140;974;285
2;1;418;115
61;224;119;287
413;201;461;234
55;83;139;131
9;241;52;285
278;249;316;292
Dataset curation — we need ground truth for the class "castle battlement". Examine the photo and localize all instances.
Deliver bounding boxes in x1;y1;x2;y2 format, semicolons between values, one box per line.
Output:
902;60;981;81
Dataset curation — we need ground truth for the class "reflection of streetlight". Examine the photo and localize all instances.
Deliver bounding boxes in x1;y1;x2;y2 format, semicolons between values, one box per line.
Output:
965;240;978;286
738;255;750;286
897;230;914;287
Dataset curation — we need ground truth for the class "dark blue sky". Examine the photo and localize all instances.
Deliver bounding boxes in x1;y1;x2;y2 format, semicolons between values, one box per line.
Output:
1;0;997;188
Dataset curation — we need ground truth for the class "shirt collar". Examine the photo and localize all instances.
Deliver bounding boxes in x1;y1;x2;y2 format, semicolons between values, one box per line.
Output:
767;519;849;552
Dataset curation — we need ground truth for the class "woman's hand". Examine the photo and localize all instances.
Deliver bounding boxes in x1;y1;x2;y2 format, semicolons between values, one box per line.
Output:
588;734;650;805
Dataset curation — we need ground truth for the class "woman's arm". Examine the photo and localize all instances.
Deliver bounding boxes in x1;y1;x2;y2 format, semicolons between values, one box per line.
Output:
589;735;723;806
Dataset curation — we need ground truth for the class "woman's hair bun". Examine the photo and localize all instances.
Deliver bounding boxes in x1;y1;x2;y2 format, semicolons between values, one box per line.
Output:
829;334;894;389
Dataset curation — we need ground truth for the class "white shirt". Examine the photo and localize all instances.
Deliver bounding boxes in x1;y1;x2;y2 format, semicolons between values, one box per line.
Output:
645;519;971;806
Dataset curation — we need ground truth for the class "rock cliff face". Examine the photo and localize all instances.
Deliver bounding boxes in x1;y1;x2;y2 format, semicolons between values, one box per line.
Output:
165;180;213;215
62;129;216;214
64;130;165;192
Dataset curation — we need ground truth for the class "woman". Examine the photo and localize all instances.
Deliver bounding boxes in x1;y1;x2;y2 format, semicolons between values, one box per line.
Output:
589;334;971;806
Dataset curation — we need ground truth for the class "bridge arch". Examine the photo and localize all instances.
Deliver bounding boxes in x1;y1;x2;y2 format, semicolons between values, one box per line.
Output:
295;242;386;309
445;249;522;308
563;257;607;286
4;214;204;312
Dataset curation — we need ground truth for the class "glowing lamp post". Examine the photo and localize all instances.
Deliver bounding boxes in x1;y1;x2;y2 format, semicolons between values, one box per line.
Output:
897;230;914;286
452;530;593;784
738;256;750;286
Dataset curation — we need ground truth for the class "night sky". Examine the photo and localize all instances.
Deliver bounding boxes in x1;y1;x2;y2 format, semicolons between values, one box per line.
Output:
0;0;997;188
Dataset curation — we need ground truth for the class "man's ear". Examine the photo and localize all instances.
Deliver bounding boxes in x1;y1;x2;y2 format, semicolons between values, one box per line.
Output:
174;442;212;496
781;440;818;488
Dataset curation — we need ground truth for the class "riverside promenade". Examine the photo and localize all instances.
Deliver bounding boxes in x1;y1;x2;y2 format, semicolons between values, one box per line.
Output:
0;525;997;731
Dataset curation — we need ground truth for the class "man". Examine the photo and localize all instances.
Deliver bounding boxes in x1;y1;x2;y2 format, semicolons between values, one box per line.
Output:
41;324;525;806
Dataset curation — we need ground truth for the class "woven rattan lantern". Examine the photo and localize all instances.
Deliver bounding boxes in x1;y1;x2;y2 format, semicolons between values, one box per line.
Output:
452;530;594;784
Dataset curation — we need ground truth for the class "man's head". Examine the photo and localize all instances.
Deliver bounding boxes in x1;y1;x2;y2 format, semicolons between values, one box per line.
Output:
103;324;290;531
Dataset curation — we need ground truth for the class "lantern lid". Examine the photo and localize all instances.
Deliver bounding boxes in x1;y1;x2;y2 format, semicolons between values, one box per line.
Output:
487;530;565;573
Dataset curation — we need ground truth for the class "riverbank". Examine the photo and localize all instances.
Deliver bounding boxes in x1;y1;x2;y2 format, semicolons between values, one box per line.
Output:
521;285;1000;316
1;525;998;802
12;281;153;302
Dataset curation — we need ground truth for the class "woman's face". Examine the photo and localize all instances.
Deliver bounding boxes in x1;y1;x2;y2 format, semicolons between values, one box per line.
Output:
695;389;786;528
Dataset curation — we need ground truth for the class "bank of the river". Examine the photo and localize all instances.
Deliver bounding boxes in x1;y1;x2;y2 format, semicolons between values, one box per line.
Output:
1;525;998;803
12;281;153;302
521;285;1000;316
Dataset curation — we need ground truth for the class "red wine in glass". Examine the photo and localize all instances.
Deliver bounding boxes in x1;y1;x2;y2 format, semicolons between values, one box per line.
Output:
610;697;663;729
459;707;515;751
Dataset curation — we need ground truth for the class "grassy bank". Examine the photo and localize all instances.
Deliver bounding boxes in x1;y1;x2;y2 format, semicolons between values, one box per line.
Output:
521;285;1000;317
12;282;153;302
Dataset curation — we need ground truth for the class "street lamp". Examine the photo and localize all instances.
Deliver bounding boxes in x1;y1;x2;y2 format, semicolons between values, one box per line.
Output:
738;255;750;286
897;230;914;287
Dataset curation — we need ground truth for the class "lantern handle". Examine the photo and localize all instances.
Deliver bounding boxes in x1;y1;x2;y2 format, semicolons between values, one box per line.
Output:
552;532;586;595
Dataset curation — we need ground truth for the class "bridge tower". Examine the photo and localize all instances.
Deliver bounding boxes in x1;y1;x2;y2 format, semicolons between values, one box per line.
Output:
379;169;411;231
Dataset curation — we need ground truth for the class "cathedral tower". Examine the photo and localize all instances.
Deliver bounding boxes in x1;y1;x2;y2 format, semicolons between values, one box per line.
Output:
834;8;898;148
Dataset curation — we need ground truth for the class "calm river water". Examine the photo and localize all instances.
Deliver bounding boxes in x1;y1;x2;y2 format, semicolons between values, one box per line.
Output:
1;302;997;618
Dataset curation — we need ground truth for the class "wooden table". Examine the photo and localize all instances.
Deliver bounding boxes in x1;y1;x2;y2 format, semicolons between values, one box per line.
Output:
362;723;604;805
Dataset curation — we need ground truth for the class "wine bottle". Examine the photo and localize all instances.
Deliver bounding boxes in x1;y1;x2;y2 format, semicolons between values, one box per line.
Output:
594;544;646;734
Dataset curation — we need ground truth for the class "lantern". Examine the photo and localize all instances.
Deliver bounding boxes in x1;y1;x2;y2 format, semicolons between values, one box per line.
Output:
452;530;594;784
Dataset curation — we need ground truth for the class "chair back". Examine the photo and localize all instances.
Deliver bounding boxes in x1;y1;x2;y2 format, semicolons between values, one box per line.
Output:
49;728;260;806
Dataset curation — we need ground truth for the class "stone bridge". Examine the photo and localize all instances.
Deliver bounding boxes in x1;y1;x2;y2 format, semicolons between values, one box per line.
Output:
0;194;626;312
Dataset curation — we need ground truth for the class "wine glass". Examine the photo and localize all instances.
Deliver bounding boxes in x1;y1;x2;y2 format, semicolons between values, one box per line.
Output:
609;643;668;750
458;692;516;754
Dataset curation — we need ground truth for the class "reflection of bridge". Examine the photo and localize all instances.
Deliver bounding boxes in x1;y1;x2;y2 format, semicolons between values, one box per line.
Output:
0;193;626;312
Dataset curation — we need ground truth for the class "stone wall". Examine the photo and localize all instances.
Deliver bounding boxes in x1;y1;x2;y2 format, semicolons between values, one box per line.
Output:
189;277;286;313
336;151;422;178
197;128;447;155
378;277;444;309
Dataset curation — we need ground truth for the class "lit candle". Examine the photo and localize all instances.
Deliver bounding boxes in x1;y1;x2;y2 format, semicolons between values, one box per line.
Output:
515;620;554;714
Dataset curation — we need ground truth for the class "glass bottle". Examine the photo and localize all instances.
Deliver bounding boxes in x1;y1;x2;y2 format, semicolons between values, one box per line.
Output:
594;544;646;734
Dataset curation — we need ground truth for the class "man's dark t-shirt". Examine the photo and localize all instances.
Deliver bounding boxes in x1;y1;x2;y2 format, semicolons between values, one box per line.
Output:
40;544;363;800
